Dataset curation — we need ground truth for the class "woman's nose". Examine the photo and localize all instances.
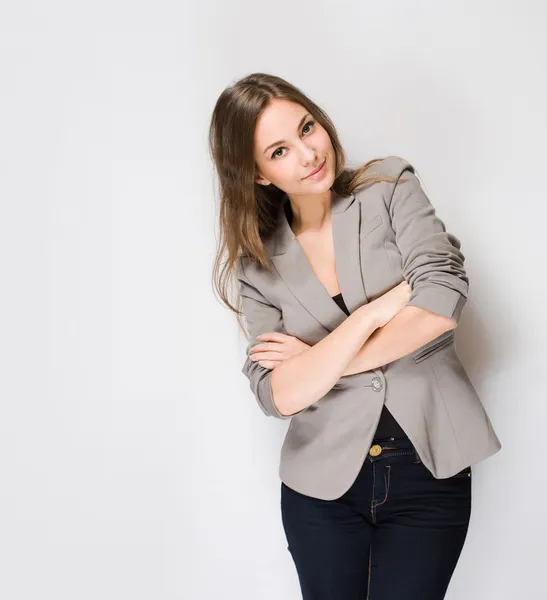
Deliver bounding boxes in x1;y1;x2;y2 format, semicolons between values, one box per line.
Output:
299;144;317;163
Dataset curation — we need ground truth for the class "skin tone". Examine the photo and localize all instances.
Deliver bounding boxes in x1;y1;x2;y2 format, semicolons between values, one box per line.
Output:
254;98;336;236
249;99;449;372
248;99;452;404
252;98;342;368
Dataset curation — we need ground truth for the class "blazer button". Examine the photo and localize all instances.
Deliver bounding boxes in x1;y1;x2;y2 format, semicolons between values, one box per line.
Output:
369;444;382;456
371;377;383;392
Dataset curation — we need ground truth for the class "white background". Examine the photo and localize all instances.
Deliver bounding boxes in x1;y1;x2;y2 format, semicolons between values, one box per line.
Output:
1;1;546;598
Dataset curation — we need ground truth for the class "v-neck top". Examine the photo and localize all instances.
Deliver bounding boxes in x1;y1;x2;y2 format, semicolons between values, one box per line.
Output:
331;292;349;315
331;292;408;441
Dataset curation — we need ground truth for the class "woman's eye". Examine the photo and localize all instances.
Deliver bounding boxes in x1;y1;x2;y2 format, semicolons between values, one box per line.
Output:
271;120;316;159
302;120;315;134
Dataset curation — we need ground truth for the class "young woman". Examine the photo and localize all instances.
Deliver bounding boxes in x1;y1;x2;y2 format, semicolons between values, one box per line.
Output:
210;72;502;600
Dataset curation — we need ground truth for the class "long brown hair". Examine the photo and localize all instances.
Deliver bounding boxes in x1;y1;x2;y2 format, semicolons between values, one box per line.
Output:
208;72;403;335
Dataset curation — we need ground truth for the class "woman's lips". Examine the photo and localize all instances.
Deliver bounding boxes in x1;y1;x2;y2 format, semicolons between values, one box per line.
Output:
303;159;326;180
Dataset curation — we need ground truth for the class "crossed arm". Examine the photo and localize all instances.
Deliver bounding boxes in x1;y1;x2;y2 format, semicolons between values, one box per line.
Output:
236;165;468;418
242;298;454;418
341;304;455;377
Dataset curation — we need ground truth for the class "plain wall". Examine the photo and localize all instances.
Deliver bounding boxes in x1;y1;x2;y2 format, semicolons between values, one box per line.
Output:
1;1;545;598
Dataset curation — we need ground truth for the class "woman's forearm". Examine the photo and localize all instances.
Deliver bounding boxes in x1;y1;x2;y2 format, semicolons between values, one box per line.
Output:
271;305;380;417
341;306;455;376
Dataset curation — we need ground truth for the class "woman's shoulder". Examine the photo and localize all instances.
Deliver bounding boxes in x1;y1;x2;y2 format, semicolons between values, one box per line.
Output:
363;155;416;179
235;254;276;285
353;155;421;202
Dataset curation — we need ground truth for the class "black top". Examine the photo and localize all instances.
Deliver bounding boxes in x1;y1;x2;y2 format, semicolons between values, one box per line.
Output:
331;292;408;441
331;292;349;315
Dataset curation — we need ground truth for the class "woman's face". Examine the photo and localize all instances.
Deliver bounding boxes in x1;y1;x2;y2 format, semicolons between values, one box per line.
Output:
254;98;335;197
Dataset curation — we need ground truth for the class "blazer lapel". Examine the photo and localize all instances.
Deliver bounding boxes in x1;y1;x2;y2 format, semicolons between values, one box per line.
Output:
269;189;369;333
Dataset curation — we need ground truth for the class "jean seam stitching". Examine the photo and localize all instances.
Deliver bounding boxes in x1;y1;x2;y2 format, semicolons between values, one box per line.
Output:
366;545;372;600
374;451;415;460
371;465;391;509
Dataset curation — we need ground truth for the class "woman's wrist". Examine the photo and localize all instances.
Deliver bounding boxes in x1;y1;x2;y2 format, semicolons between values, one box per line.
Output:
355;303;381;331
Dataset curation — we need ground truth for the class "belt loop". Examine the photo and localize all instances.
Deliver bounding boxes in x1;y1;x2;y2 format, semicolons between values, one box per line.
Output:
413;446;422;464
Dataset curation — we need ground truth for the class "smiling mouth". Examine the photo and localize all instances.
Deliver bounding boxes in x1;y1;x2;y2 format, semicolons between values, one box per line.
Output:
304;159;326;179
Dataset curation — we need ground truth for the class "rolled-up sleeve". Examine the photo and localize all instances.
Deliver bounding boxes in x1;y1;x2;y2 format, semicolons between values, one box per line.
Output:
388;166;469;325
235;258;308;419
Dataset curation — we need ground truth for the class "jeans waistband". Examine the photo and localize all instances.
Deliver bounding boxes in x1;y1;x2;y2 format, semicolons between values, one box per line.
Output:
368;436;422;463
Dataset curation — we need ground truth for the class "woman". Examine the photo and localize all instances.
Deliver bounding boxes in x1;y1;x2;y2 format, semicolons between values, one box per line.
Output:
209;73;502;600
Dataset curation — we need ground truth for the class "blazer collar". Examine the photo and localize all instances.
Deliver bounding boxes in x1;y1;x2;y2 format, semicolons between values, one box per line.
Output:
266;188;369;333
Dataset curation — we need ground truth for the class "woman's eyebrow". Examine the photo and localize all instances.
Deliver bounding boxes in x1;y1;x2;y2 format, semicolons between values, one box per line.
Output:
262;113;311;155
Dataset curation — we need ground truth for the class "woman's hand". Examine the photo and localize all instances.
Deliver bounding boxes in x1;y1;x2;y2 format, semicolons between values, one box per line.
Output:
366;280;412;328
249;280;411;369
249;332;310;369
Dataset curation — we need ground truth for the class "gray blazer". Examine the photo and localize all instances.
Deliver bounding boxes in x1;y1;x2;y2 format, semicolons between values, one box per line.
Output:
235;155;502;500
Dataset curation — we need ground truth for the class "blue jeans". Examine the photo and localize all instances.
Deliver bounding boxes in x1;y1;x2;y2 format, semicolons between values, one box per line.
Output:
281;435;472;600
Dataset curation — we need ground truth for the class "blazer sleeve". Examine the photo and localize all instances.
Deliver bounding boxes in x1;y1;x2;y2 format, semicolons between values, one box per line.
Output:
387;166;469;325
235;258;310;419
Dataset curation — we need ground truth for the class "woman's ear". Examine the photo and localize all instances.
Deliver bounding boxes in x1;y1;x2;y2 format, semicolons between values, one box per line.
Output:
255;166;271;186
255;174;271;186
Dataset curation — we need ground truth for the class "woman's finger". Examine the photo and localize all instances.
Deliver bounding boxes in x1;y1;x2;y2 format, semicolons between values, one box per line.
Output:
256;332;289;343
250;341;283;354
250;351;285;362
258;360;282;369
